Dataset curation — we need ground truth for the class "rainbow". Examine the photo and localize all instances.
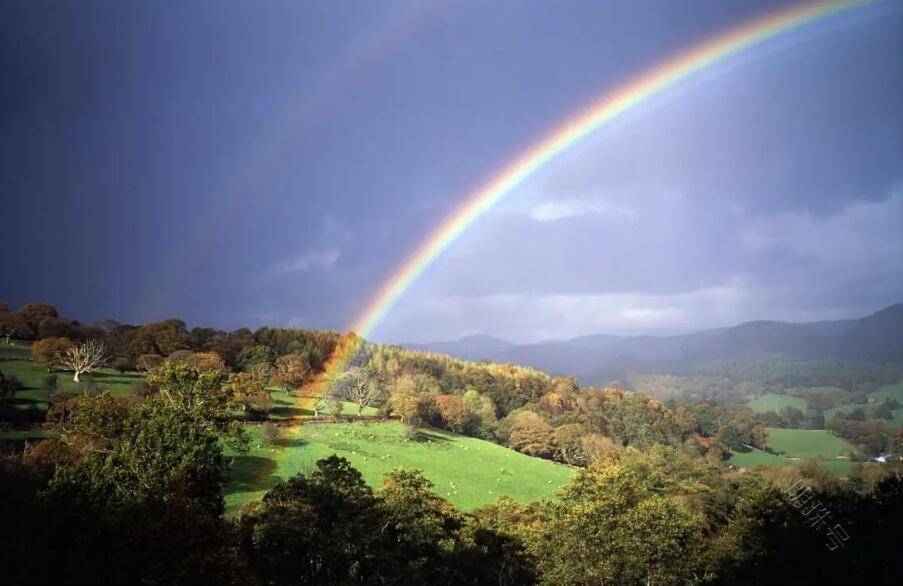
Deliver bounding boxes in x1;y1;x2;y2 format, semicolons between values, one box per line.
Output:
309;0;877;393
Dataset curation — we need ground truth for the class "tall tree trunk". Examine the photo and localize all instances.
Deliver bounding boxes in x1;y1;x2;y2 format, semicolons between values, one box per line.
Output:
73;371;80;383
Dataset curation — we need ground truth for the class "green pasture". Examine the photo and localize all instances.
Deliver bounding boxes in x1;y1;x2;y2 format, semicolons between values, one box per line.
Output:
824;402;903;428
745;393;807;414
728;447;797;469
824;403;868;420
728;446;865;475
224;421;574;515
766;427;859;459
0;341;143;411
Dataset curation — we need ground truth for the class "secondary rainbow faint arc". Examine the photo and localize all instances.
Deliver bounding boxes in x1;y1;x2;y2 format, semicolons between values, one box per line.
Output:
346;0;874;344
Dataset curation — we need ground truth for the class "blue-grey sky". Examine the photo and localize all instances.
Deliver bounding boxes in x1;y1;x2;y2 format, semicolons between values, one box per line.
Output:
2;0;902;343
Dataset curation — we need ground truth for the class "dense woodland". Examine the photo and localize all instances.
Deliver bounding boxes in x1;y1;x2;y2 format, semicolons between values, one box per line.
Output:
2;301;903;584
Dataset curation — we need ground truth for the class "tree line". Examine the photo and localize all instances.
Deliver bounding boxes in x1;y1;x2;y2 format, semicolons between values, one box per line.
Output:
2;302;903;583
3;383;901;584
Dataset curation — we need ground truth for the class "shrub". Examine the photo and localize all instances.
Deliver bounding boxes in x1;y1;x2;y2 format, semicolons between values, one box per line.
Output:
261;421;281;445
112;357;134;373
328;397;344;418
131;380;154;398
136;354;164;372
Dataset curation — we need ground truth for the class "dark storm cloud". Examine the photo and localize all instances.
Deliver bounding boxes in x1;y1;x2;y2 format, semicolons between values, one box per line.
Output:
1;1;900;343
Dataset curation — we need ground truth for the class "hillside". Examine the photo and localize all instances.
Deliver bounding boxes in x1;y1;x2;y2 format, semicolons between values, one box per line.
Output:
404;334;515;362
840;303;903;363
406;302;903;385
224;422;574;515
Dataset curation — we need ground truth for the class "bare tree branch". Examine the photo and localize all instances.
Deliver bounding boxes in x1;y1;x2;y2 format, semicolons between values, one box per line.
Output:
59;339;109;383
339;367;381;416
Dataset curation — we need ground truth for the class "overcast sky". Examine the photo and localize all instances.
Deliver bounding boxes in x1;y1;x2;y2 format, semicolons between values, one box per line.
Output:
2;0;902;343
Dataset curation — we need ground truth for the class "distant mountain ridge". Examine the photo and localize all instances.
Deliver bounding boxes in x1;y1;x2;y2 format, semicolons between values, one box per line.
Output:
402;303;903;384
404;334;515;362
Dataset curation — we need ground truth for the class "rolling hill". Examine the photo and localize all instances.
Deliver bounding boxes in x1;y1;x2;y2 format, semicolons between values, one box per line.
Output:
224;421;574;515
405;303;903;384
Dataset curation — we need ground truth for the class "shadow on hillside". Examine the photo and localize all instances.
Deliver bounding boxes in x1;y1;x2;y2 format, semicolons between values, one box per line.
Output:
225;456;280;494
91;371;143;383
280;435;309;448
271;406;305;418
410;430;452;444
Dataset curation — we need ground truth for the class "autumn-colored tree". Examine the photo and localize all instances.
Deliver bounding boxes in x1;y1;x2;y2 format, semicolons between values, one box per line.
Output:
270;354;310;391
17;303;59;337
581;433;625;466
147;363;232;418
435;394;470;433
388;388;434;428
45;391;131;452
0;311;30;342
135;353;164;372
388;374;439;429
31;337;74;371
505;410;554;458
165;349;196;365
36;316;82;340
553;423;589;465
228;372;269;415
186;351;226;372
538;392;571;416
126;320;192;359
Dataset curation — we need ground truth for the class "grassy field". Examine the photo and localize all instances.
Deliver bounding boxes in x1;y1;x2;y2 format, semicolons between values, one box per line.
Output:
824;402;903;428
745;393;807;414
223;421;575;515
728;447;797;468
0;340;144;411
766;427;859;459
728;446;866;475
824;403;868;420
268;387;380;420
0;341;381;419
816;459;865;475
